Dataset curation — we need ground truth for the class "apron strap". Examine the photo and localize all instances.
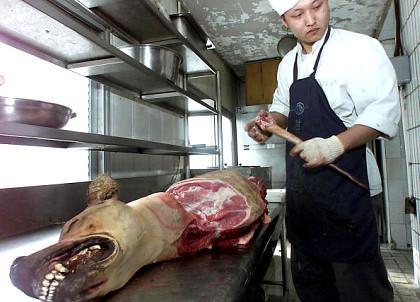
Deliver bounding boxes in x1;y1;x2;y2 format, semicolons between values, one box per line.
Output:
311;26;331;77
293;52;298;82
293;26;332;81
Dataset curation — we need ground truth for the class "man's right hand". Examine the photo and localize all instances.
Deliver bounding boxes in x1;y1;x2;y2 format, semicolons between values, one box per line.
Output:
244;110;272;143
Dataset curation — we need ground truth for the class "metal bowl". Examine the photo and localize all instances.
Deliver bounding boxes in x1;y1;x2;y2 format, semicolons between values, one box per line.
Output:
119;44;183;84
0;96;76;128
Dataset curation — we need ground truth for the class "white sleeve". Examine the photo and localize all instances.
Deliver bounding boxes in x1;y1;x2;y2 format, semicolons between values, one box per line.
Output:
269;61;290;117
366;147;382;196
346;38;401;138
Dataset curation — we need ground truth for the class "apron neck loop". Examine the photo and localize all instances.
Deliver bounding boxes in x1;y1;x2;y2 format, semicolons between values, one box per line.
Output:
293;25;331;81
311;26;331;77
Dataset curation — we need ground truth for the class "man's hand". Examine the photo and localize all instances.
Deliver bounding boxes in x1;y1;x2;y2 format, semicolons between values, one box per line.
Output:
290;135;345;168
244;110;272;143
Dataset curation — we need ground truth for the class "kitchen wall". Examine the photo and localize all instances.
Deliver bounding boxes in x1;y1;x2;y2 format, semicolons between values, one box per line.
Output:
378;2;411;250
398;0;420;286
90;85;185;183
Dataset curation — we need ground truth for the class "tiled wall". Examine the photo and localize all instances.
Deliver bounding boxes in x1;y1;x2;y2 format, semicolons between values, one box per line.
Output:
384;126;410;249
378;2;411;250
398;0;420;286
94;91;185;179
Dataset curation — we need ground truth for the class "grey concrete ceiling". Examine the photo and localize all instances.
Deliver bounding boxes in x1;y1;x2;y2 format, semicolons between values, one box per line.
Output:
180;0;390;78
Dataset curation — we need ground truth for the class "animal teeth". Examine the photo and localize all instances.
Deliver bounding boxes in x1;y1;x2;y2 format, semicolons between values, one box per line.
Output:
55;273;65;281
51;280;59;287
70;255;78;262
45;273;54;280
79;248;88;255
39;295;46;301
54;263;69;273
89;245;101;250
42;280;50;287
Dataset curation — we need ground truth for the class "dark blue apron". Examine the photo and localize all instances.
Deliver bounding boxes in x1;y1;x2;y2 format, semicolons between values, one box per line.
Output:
285;27;378;262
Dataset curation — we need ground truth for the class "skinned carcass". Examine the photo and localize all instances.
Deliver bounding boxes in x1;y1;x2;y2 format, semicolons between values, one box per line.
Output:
10;171;269;302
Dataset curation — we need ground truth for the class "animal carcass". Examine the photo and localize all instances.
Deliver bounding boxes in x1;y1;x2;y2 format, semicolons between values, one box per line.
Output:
10;171;269;302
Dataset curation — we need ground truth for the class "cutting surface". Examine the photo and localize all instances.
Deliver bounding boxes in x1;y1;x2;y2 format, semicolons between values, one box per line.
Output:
104;203;284;302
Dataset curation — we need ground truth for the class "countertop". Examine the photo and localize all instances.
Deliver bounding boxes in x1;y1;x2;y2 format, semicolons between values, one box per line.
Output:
104;203;285;302
266;188;286;204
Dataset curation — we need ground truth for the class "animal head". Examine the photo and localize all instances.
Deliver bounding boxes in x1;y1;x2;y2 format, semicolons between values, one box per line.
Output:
10;175;147;302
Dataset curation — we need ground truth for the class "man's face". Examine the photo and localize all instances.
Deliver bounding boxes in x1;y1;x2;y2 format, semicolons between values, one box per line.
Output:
281;0;330;52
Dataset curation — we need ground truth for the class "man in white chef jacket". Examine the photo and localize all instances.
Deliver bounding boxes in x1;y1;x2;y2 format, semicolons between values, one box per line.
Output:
245;0;400;301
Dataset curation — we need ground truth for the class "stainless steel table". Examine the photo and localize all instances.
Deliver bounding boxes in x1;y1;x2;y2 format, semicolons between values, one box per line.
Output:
104;203;286;302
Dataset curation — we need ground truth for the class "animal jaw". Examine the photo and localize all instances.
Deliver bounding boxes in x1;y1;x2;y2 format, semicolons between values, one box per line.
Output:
10;235;118;302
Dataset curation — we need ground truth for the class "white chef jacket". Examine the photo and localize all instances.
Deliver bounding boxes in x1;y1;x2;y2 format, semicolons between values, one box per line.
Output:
270;27;400;196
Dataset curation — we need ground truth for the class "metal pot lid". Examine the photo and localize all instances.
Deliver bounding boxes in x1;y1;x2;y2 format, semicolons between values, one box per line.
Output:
277;35;297;58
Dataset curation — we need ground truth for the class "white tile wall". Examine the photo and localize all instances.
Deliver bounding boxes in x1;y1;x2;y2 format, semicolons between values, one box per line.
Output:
386;136;403;158
384;135;407;238
398;0;420;286
132;103;149;141
392;223;409;248
387;158;405;181
110;95;133;137
105;93;185;178
390;201;406;224
388;179;406;203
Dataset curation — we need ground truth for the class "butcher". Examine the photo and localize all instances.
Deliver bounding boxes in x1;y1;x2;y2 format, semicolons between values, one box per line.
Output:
245;0;400;301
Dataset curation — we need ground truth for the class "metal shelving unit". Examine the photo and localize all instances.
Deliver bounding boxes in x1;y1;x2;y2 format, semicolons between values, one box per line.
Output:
77;0;216;75
0;0;217;114
0;0;221;155
0;122;218;155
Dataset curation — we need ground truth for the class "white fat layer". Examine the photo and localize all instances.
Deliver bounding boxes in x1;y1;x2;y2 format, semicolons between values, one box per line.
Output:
181;186;238;216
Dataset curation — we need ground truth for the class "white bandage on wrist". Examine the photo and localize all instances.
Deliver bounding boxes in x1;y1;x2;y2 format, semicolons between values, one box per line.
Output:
322;135;345;163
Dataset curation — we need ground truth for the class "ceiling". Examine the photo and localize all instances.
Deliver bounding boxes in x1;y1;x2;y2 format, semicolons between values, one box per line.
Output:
180;0;391;78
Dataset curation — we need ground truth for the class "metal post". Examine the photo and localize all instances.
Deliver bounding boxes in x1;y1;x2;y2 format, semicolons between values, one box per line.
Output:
380;139;392;246
216;71;223;170
183;72;190;179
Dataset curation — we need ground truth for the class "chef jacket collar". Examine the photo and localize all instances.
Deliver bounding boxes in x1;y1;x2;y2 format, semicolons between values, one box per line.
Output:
296;26;331;58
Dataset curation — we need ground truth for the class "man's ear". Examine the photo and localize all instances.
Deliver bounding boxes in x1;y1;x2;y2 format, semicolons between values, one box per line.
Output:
281;15;288;28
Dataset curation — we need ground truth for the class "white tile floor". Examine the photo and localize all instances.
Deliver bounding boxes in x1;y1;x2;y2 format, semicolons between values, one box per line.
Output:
382;247;419;302
263;244;419;302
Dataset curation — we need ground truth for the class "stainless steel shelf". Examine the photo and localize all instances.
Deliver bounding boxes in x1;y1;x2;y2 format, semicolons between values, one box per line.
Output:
79;0;216;75
142;92;216;114
68;57;217;114
0;0;216;113
0;123;219;156
0;0;107;67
